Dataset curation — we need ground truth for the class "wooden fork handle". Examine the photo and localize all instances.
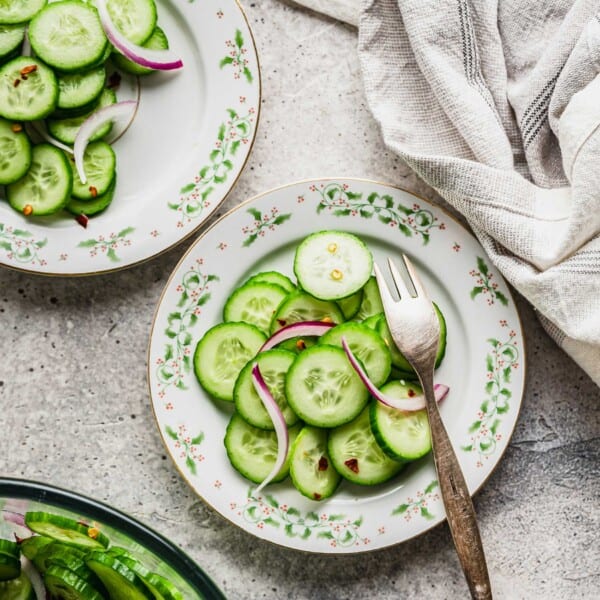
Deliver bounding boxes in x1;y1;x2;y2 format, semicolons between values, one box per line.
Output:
422;377;493;600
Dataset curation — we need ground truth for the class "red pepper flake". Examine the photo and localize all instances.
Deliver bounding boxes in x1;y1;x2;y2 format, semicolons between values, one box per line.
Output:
318;456;328;471
22;204;33;216
296;339;306;351
344;458;359;473
313;493;322;500
108;71;122;89
10;123;22;133
21;74;27;81
75;213;89;228
276;319;287;327
407;388;416;397
89;186;98;198
20;64;37;76
13;79;20;87
87;527;99;539
321;316;333;323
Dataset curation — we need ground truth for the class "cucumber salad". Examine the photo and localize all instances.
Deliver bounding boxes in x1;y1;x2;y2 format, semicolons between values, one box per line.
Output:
0;510;184;599
0;0;183;223
194;230;450;501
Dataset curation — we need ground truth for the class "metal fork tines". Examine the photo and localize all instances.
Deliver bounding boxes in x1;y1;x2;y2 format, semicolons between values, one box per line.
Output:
374;256;493;600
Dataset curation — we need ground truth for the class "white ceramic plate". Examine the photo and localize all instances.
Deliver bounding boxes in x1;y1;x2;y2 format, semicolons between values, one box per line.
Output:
148;178;526;553
0;0;260;275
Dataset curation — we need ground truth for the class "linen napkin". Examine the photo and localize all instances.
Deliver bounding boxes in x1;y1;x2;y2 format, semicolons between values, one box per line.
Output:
287;0;600;385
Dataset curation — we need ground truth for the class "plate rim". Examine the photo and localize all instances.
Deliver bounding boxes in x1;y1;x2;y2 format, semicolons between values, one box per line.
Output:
0;0;262;278
146;176;527;554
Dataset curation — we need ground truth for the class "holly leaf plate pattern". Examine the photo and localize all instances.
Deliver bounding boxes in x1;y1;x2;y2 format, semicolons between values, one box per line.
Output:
149;178;525;553
0;0;260;275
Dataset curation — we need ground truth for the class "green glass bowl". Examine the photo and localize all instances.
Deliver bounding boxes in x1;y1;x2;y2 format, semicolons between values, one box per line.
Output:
0;477;225;599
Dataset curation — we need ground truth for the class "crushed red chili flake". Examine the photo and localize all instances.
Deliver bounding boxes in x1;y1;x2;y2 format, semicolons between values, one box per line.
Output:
20;64;37;76
344;458;359;473
75;213;89;228
87;527;100;539
296;339;307;351
407;389;416;397
22;204;33;216
10;123;22;133
21;74;28;80
276;319;287;327
13;79;20;87
318;456;328;471
89;186;98;198
107;71;122;89
313;493;322;500
321;316;333;323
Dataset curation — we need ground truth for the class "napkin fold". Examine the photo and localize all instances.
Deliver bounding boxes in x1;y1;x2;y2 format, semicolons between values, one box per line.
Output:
289;0;600;385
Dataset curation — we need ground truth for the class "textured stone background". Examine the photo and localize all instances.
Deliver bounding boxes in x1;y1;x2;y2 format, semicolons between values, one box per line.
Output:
0;1;598;598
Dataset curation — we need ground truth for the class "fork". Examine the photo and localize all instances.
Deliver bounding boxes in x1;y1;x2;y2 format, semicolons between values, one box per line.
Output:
374;256;492;600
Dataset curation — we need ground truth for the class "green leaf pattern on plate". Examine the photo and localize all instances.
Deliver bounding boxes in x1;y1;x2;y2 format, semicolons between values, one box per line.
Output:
462;326;519;464
220;29;253;83
469;256;509;305
165;425;205;475
311;182;445;244
241;206;292;247
0;223;47;265
392;480;439;521
77;227;135;262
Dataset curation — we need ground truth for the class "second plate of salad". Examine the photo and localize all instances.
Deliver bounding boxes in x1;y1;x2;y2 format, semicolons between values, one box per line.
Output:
148;178;526;553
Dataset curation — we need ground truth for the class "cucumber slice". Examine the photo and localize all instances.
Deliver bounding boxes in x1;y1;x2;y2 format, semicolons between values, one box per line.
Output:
66;176;117;217
336;288;363;320
376;303;447;372
56;66;106;113
0;0;47;25
0;539;19;558
354;276;384;321
43;564;105;600
289;426;341;501
328;404;405;485
32;541;83;573
319;321;392;387
370;381;432;461
0;118;31;184
69;140;116;200
293;230;373;301
194;322;266;401
270;290;344;334
0;571;35;600
223;281;288;335
112;25;167;76
24;512;109;550
0;553;20;581
224;414;301;485
285;344;369;428
86;551;153;600
7;143;73;216
29;1;108;72
0;24;25;62
47;87;116;145
107;0;157;45
19;535;52;561
361;312;383;330
140;572;184;600
244;270;296;294
0;57;58;121
234;349;298;430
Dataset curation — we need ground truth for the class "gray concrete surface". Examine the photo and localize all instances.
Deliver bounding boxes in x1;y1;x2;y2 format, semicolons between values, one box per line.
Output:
1;1;598;598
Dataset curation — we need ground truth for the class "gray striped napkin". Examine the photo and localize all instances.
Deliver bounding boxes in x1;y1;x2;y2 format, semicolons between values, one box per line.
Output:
287;0;600;385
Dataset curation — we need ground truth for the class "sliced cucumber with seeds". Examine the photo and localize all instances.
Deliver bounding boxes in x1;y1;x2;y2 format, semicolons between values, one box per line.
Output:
289;426;340;501
7;143;72;216
270;290;344;334
336;288;363;320
47;87;116;145
234;349;298;429
223;281;288;335
69;140;116;200
285;344;369;428
141;572;184;600
194;322;266;401
29;1;108;72
43;564;105;600
56;66;106;113
0;56;58;121
328;404;405;485
370;380;432;461
354;276;384;321
66;176;117;217
112;25;167;76
24;512;109;550
0;24;25;63
0;553;20;581
225;414;301;485
361;312;383;330
86;551;153;600
0;539;19;559
0;571;35;600
244;270;296;293
107;0;157;45
0;0;47;25
0;119;31;184
319;321;392;387
294;230;373;301
19;536;52;561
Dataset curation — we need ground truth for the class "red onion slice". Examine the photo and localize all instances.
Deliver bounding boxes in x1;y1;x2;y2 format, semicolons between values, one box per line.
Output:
21;556;46;599
251;363;289;495
73;100;138;184
28;122;73;154
96;0;183;71
1;510;27;529
341;337;449;411
260;320;336;352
